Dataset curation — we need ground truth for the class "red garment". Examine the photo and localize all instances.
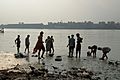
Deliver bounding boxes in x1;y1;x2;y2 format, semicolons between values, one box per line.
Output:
33;35;44;53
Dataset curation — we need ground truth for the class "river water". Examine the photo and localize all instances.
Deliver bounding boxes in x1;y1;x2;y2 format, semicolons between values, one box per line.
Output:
0;29;120;60
0;29;120;79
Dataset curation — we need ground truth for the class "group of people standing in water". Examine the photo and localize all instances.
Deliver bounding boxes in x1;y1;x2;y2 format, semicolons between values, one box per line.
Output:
15;34;30;54
67;33;83;58
32;31;54;59
15;31;54;59
67;33;111;60
15;31;111;60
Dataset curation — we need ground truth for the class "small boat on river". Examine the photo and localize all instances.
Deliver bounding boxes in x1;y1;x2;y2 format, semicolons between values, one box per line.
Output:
0;28;4;33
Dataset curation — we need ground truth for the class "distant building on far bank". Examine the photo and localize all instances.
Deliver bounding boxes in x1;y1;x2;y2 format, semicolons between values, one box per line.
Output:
0;21;120;29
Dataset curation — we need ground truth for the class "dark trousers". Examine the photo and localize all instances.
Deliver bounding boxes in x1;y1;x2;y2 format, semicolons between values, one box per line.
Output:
38;46;45;58
69;46;74;57
76;44;81;58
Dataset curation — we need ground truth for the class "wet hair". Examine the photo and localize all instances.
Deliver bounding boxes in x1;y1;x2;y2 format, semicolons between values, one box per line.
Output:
18;35;20;37
98;47;102;50
71;34;74;37
27;35;30;37
47;36;50;39
40;31;44;35
88;46;92;49
76;33;80;37
68;36;70;38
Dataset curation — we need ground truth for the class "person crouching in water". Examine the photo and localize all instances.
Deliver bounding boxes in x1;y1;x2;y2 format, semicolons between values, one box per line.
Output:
33;31;45;59
76;33;83;58
98;47;111;60
88;45;97;57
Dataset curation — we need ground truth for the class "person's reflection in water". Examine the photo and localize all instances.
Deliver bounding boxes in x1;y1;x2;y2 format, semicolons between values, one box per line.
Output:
38;59;41;64
26;53;30;62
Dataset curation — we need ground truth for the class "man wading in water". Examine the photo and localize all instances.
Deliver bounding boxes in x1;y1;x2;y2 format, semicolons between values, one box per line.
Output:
15;35;21;53
24;35;30;53
76;33;83;58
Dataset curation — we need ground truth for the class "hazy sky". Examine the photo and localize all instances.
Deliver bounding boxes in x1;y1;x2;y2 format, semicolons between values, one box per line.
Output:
0;0;120;24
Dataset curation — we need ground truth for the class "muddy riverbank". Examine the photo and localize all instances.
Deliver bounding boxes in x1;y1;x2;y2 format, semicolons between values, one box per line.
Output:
0;52;120;80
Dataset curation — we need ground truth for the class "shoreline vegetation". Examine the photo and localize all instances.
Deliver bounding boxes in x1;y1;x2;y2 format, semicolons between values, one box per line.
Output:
0;21;120;29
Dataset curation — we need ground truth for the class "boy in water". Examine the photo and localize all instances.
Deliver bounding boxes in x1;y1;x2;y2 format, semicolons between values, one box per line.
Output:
76;33;83;58
67;36;70;57
50;36;54;53
45;36;51;54
24;35;30;53
15;35;21;53
69;35;75;57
